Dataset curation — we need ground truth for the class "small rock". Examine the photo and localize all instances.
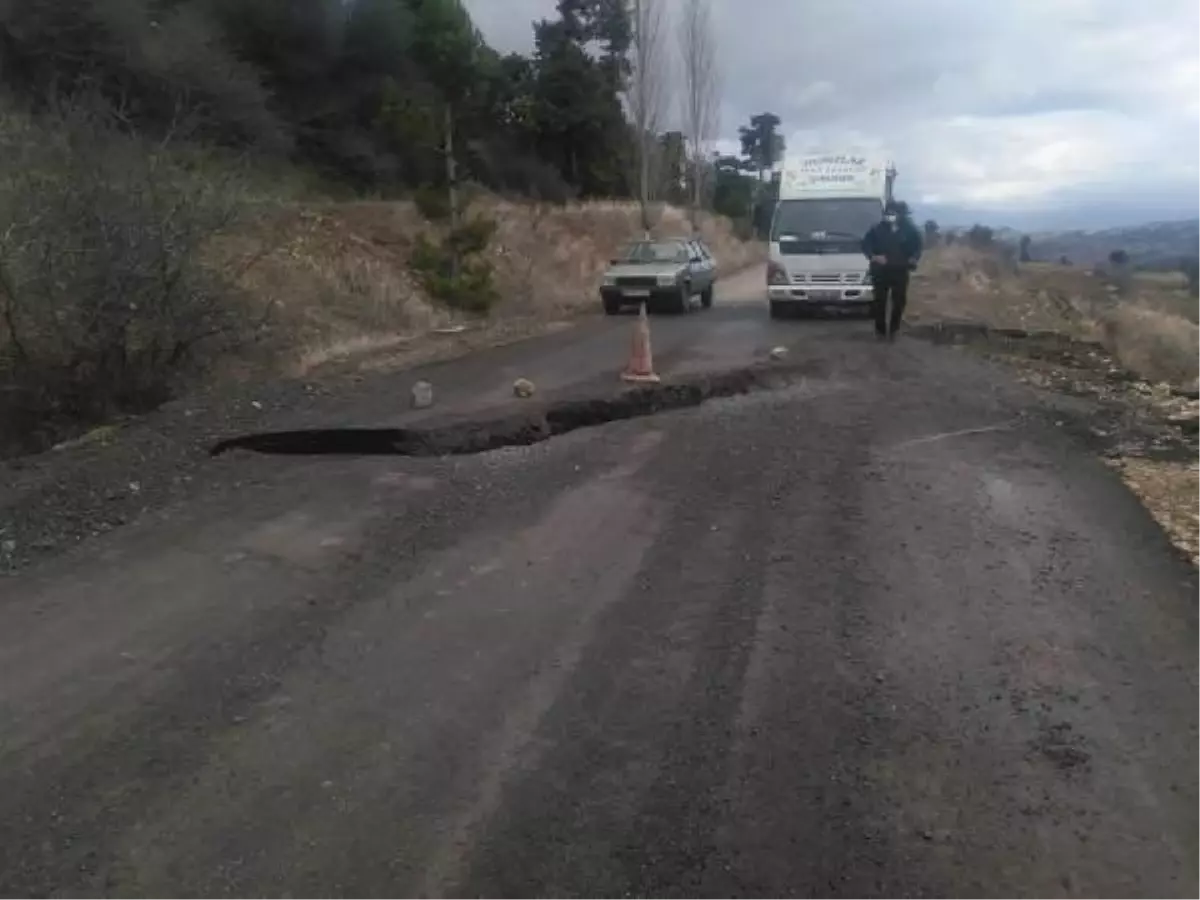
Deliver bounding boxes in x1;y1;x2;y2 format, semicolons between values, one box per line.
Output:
1;539;15;555
410;380;434;409
513;378;535;399
250;400;263;410
769;346;788;361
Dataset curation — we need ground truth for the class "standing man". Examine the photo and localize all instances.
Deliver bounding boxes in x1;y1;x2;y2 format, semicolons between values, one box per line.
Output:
861;201;923;339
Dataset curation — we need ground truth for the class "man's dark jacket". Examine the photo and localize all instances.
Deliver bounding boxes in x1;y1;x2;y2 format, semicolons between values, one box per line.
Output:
861;219;923;272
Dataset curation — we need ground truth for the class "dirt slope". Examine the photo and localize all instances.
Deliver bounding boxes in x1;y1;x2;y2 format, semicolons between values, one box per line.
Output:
232;197;764;376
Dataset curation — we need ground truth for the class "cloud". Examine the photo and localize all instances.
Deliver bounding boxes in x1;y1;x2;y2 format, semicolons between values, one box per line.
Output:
461;0;549;53
461;0;1200;228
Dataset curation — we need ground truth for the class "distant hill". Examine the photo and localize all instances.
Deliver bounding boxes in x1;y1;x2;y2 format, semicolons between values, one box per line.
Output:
1020;219;1199;270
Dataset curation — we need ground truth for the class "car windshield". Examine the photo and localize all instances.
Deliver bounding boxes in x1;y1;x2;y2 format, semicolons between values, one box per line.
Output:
619;241;689;264
770;198;882;242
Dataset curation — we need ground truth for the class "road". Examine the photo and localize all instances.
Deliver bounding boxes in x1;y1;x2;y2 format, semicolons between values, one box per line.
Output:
1;268;1196;898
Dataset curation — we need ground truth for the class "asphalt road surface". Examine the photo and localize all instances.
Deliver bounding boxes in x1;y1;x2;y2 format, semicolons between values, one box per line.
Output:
1;269;1196;898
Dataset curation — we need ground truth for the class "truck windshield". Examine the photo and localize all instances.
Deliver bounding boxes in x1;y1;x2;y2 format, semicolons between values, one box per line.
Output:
771;198;881;242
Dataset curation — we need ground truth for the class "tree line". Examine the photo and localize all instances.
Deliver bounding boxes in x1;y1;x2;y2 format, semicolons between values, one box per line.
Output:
0;0;781;225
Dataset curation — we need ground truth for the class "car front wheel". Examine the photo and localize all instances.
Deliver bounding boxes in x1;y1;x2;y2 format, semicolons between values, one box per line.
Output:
673;283;691;314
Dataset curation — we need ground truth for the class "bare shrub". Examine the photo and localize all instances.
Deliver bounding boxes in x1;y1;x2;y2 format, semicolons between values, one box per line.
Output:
966;224;994;248
0;95;262;452
1099;304;1199;387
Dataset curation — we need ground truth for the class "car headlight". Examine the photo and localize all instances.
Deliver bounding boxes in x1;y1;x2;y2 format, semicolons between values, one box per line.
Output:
656;273;678;286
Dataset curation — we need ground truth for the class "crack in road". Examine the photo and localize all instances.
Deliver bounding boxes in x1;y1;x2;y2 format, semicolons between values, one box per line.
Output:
209;362;823;458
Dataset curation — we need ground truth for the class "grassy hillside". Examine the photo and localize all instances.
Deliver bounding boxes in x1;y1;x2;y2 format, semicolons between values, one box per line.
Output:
912;244;1198;388
1025;219;1200;271
230;195;765;377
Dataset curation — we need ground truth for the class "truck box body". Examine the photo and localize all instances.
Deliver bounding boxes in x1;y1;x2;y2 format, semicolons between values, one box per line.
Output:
767;153;895;312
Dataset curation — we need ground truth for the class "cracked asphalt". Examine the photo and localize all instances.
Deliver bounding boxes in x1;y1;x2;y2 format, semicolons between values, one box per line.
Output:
0;268;1196;897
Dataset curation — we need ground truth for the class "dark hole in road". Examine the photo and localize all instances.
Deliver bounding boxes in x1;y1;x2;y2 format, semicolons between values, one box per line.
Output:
210;363;816;458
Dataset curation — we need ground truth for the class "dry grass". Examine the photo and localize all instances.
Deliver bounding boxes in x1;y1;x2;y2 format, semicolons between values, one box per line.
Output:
222;196;764;376
912;245;1198;389
1098;305;1199;388
1108;458;1199;564
223;203;449;374
1134;269;1191;290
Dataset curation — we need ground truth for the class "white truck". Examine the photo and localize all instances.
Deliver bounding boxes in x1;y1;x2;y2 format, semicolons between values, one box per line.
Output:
766;152;897;318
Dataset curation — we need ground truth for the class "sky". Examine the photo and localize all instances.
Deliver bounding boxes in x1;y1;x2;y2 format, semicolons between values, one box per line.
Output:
460;0;1200;231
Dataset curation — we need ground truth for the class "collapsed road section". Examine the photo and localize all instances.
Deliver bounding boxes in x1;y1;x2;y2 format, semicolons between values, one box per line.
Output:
209;362;820;458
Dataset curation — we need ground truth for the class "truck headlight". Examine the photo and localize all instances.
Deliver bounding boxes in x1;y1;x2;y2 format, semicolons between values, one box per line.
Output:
657;273;678;286
602;274;616;286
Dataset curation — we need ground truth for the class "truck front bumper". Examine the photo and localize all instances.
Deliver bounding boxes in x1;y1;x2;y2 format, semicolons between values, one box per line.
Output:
768;285;873;305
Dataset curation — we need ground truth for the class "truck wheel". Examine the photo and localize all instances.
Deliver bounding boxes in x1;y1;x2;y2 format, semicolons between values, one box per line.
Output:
769;299;785;319
602;295;621;315
700;285;714;309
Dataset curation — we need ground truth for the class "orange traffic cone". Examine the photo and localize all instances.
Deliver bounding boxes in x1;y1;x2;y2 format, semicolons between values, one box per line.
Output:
621;302;660;383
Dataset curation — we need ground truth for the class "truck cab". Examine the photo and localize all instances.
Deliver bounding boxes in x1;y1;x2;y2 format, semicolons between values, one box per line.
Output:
766;153;896;318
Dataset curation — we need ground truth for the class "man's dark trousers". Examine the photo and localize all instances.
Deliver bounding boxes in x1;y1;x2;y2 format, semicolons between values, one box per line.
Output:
871;265;909;336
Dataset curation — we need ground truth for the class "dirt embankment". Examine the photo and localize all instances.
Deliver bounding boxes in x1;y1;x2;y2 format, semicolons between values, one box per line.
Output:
910;244;1197;389
910;245;1198;564
232;197;764;377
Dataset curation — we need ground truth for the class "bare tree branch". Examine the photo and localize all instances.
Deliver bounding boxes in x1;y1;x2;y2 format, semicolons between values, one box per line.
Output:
678;0;719;229
0;94;262;430
625;0;669;236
